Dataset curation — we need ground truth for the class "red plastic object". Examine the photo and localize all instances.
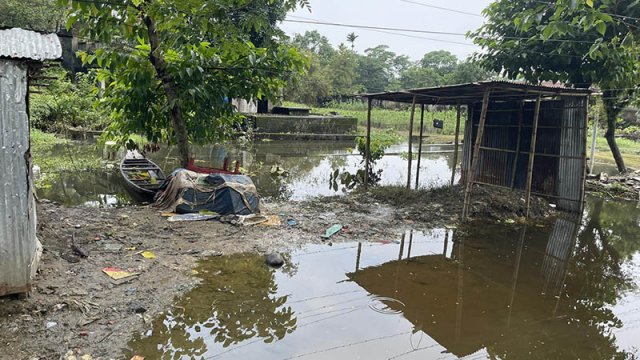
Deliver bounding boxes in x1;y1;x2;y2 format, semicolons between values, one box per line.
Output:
186;157;242;175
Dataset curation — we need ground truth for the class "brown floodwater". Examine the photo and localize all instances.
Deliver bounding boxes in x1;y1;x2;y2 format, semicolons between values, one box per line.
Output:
35;140;458;206
125;197;640;359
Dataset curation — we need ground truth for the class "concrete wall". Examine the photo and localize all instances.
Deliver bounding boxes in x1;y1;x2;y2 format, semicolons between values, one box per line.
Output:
249;115;357;135
0;60;40;296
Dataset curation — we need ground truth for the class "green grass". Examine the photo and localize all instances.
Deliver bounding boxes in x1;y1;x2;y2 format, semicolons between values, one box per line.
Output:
284;101;465;139
587;127;640;170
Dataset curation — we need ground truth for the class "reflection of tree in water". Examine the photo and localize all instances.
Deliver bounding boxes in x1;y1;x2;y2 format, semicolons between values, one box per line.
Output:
126;254;297;359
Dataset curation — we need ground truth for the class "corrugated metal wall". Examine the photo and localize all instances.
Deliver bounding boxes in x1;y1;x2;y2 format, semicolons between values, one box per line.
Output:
0;59;39;296
467;97;587;214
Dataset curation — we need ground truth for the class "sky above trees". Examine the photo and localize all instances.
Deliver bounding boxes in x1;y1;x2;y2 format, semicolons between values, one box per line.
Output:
281;0;493;60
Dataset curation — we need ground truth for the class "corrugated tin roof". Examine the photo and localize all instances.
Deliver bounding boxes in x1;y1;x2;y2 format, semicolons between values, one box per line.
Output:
0;28;62;61
362;81;591;105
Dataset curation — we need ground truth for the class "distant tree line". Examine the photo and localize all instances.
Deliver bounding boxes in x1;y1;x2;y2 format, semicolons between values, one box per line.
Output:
285;30;494;106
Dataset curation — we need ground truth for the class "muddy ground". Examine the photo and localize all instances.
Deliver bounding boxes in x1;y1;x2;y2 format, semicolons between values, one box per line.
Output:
586;169;640;201
0;185;555;360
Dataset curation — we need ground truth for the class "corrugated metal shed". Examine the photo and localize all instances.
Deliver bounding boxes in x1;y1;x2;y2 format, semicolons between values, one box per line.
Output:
0;28;60;296
0;28;62;61
0;60;39;296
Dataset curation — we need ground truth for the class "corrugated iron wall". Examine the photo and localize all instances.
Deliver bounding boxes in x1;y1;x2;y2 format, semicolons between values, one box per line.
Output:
0;59;39;296
467;97;587;214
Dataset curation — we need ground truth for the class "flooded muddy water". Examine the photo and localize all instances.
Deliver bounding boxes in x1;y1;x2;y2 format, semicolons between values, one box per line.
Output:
124;197;640;359
36;140;459;206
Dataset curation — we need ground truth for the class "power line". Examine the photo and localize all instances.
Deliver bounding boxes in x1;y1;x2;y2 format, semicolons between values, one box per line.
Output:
399;0;484;18
284;18;598;44
284;19;468;36
287;15;476;48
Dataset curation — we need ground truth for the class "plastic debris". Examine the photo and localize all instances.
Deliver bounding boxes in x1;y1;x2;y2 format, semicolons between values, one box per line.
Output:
131;356;145;360
102;268;137;280
321;224;343;239
140;251;157;259
287;218;298;227
258;215;282;227
46;321;57;329
167;214;219;222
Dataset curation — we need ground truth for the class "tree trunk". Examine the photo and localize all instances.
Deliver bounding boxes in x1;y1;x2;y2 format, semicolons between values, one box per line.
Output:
602;90;627;174
142;12;191;167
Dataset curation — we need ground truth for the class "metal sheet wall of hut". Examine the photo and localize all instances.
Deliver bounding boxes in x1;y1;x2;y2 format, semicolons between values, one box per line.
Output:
0;59;39;296
463;97;587;213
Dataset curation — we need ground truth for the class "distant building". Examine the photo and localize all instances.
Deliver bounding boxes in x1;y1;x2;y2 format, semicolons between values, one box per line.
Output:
0;28;62;296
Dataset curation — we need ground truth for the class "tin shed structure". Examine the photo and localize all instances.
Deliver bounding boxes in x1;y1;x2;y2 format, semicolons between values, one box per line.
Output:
0;28;62;296
362;82;591;219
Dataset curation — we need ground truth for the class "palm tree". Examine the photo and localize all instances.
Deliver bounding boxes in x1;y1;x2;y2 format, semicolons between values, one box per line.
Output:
346;32;358;51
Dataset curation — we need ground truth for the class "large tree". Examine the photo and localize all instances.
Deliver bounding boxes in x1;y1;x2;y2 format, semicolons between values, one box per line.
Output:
473;0;640;173
63;0;308;166
0;0;65;32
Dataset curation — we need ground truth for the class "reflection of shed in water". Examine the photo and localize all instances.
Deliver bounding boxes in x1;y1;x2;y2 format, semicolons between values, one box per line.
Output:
348;219;610;358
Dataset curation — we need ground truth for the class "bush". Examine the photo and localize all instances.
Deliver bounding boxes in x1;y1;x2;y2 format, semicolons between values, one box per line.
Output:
30;67;106;132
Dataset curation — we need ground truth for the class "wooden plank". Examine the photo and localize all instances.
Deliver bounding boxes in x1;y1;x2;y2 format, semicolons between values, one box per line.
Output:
525;95;542;218
462;89;491;220
451;103;461;186
510;102;525;190
365;98;372;190
415;104;426;189
406;96;417;189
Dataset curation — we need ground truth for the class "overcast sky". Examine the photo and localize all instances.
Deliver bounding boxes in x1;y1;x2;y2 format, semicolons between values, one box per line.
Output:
281;0;494;61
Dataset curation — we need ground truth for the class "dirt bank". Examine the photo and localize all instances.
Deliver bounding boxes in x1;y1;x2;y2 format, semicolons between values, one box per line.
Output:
0;186;554;360
586;169;640;201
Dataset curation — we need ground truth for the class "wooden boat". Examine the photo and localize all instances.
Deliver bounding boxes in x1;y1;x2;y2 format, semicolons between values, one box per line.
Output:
186;157;242;175
120;150;166;198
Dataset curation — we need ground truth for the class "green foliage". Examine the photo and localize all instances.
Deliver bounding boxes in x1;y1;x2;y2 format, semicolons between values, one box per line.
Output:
64;0;309;164
0;0;65;32
30;67;104;132
356;130;399;161
291;101;465;136
286;35;495;105
472;0;640;173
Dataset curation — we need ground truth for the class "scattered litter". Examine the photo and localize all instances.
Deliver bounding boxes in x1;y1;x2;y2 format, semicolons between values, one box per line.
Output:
104;243;123;252
46;321;57;329
287;218;299;227
131;356;145;360
140;251;157;259
191;270;199;275
127;303;147;314
71;244;90;258
504;219;516;224
102;268;137;280
60;253;80;263
321;224;343;239
125;247;137;251
201;250;223;257
258;215;282;227
160;212;177;217
240;214;269;226
120;214;129;219
74;224;82;229
168;214;219;222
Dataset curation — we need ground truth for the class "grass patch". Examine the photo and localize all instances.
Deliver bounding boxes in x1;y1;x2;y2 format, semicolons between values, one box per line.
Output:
367;184;462;207
284;101;464;137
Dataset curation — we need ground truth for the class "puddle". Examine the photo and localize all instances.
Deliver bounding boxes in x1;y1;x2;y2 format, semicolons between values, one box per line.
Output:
35;140;459;206
125;197;640;359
